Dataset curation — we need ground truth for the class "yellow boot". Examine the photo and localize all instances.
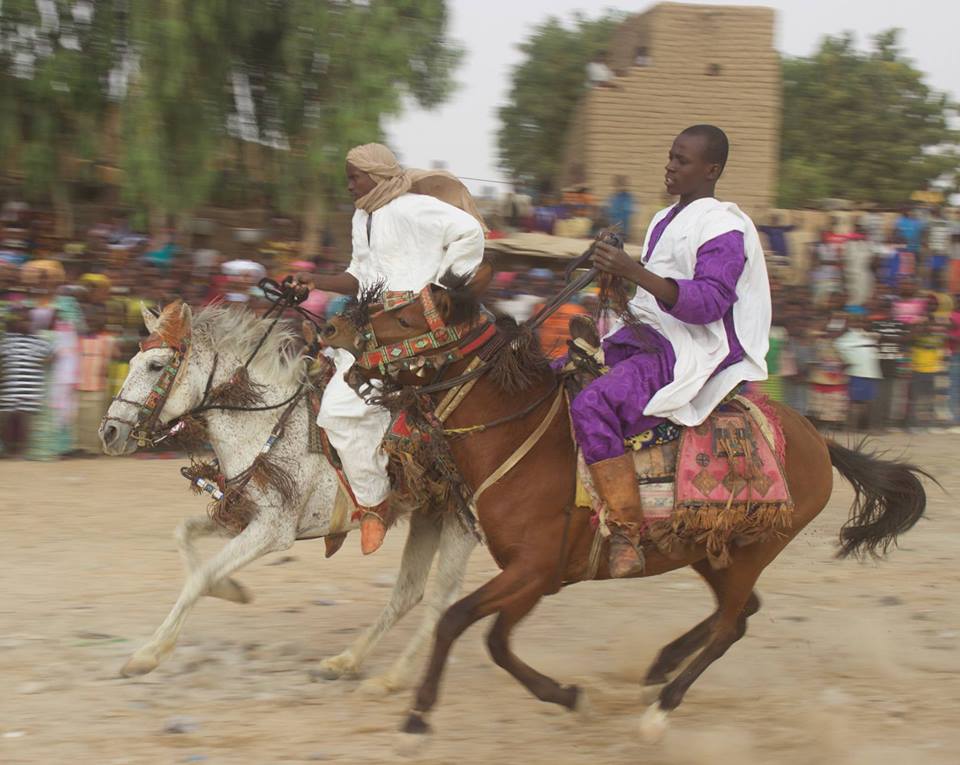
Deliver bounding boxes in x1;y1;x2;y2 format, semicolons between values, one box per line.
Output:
588;453;646;578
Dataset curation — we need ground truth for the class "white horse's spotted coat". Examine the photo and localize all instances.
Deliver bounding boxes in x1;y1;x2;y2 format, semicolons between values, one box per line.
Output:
100;304;475;685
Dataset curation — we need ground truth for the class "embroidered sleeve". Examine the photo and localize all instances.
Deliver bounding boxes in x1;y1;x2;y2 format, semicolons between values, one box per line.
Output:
664;230;746;324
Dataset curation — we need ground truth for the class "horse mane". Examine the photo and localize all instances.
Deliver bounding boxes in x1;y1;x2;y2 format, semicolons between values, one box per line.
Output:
487;314;552;394
192;304;305;387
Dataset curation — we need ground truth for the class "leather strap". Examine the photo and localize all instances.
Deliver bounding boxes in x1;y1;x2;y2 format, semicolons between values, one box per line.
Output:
471;385;565;503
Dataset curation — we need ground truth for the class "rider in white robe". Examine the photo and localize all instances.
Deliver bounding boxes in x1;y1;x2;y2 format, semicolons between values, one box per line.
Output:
300;144;485;554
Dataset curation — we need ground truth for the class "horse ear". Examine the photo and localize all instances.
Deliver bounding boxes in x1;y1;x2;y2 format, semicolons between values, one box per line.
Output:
434;288;453;322
467;262;494;298
178;302;193;334
141;302;160;334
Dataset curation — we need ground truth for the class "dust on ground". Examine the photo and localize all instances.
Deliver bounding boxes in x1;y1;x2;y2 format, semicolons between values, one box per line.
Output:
0;432;957;764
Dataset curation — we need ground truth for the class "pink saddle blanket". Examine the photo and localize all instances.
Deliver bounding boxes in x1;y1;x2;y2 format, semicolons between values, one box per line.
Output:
577;393;793;568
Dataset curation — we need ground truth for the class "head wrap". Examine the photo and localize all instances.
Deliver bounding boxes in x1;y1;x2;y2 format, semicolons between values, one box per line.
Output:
346;143;487;231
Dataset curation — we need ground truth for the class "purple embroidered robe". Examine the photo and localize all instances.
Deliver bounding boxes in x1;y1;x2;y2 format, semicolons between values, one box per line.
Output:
572;205;746;463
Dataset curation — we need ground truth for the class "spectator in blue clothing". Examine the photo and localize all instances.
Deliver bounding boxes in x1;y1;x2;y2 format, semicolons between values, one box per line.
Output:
895;206;925;254
605;175;635;241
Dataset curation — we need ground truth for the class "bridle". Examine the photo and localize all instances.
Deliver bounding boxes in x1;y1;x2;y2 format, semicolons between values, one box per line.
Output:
104;277;324;449
106;331;194;448
353;285;498;379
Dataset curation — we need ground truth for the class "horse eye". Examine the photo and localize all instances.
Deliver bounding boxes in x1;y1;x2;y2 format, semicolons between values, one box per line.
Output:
396;316;411;328
148;360;165;372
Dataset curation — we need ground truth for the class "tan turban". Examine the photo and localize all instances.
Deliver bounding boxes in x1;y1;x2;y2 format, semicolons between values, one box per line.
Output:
346;143;487;231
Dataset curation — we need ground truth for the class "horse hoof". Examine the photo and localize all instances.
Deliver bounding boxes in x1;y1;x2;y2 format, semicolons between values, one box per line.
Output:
561;683;581;711
316;653;357;680
401;712;431;736
394;730;431;759
358;676;398;697
121;652;159;677
571;687;593;721
208;577;253;604
639;702;669;744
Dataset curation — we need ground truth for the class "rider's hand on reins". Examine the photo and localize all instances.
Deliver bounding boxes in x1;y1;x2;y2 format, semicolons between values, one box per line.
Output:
291;273;314;301
592;240;645;283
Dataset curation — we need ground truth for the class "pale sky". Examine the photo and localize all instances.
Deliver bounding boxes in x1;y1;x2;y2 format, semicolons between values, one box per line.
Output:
386;0;960;195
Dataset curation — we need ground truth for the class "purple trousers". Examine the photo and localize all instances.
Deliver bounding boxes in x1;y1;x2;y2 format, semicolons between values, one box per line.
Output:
571;325;675;464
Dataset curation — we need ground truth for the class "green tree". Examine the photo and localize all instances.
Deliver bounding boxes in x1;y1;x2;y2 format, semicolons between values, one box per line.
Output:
780;29;959;207
0;0;122;236
259;0;461;255
497;12;621;194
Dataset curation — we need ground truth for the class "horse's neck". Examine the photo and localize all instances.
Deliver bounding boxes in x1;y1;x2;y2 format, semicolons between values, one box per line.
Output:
199;355;302;478
441;370;562;489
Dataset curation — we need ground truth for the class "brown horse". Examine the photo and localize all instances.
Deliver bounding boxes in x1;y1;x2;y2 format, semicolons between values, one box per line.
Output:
322;265;930;742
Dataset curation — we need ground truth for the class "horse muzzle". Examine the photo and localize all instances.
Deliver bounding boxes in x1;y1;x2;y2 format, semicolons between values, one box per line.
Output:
99;419;138;456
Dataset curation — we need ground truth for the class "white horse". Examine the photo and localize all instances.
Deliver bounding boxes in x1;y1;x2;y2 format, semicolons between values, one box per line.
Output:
99;301;475;691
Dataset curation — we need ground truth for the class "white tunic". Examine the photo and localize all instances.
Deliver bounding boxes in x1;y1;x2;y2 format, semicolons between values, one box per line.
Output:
612;197;771;427
318;193;485;506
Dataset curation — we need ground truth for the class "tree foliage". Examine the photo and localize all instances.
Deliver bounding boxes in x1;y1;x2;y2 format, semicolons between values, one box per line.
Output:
0;1;461;238
497;12;621;194
780;29;958;207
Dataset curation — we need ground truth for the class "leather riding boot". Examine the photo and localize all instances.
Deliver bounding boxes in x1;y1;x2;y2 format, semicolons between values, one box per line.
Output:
358;500;391;555
588;453;646;578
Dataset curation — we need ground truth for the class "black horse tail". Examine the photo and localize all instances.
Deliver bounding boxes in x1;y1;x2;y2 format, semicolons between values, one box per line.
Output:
827;440;933;559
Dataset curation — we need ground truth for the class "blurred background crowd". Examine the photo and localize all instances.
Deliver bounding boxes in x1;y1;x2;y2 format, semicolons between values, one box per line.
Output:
1;0;958;459
1;199;959;461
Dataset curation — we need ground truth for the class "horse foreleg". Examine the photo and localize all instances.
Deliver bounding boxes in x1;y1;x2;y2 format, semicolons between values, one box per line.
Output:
485;578;580;710
403;565;530;735
318;512;442;680
121;519;292;677
362;514;476;694
643;558;761;687
174;515;252;604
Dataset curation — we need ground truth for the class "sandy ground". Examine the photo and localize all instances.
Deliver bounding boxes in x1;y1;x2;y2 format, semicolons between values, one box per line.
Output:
0;432;958;765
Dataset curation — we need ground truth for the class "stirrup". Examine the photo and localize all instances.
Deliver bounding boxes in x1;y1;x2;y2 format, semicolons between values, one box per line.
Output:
608;530;646;578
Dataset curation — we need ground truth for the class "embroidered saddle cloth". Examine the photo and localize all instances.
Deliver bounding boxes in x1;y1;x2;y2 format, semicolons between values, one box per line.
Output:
576;392;793;568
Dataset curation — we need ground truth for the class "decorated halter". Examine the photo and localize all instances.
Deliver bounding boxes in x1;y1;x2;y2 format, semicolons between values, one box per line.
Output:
108;329;193;448
356;285;496;375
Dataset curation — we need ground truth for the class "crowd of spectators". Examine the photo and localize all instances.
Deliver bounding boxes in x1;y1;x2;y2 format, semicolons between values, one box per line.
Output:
1;202;959;461
0;210;343;460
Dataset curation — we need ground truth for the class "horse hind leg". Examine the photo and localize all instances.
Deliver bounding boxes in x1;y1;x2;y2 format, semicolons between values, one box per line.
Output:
319;511;442;681
640;551;770;743
643;559;761;687
362;513;476;695
175;515;252;604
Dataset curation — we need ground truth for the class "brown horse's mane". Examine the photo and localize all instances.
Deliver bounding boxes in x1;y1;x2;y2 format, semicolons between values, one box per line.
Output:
439;270;552;394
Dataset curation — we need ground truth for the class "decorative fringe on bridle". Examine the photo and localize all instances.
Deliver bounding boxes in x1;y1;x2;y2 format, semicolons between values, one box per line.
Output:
163;415;210;452
182;456;221;492
381;406;465;517
249;454;297;505
207;366;267;408
212;490;259;534
183;451;297;533
488;319;551;394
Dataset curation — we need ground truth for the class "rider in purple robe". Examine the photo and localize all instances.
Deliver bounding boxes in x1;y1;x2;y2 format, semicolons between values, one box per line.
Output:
573;125;771;578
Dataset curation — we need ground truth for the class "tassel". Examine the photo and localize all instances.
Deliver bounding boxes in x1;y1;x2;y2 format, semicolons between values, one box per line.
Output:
208;366;266;408
250;454;297;504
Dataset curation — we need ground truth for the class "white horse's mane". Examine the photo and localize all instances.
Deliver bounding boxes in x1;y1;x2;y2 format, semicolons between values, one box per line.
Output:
192;304;305;387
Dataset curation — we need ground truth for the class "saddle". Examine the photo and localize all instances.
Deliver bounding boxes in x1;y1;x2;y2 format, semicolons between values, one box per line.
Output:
566;328;793;570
